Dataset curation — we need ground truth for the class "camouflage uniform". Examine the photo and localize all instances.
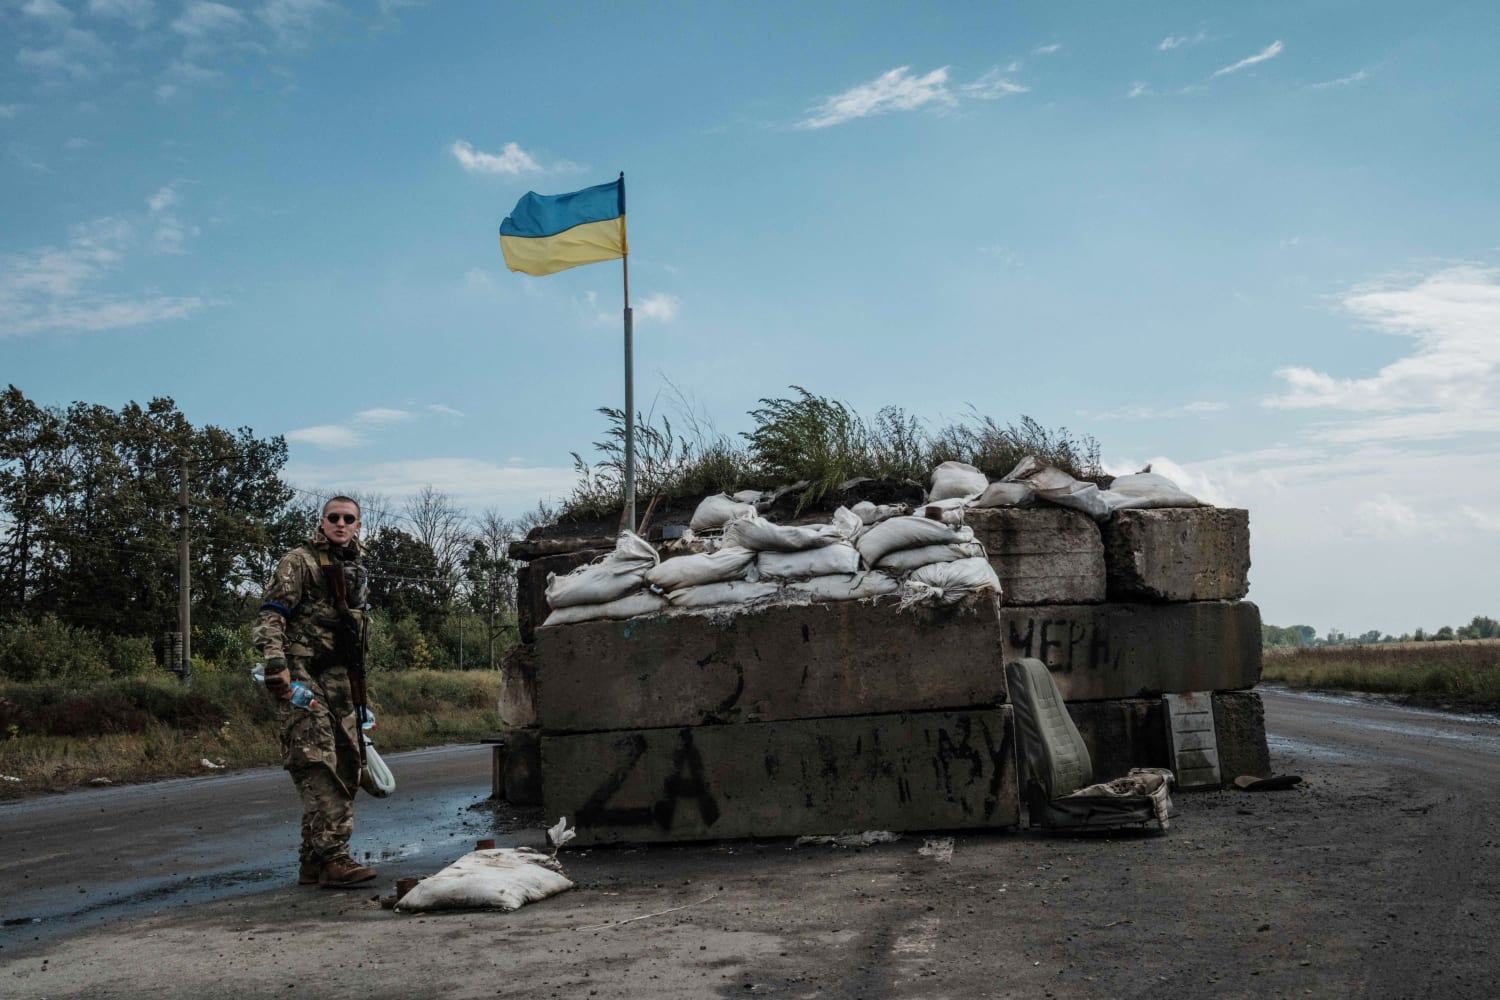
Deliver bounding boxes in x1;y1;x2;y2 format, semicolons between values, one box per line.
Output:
253;528;370;867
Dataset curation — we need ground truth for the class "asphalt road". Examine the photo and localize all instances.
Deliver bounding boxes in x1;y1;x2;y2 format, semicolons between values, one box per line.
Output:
2;687;1498;998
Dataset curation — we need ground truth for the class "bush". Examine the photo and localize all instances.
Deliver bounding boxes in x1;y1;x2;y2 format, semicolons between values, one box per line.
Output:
368;613;434;672
0;617;111;683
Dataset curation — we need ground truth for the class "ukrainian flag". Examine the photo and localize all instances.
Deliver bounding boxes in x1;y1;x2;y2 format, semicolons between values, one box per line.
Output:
499;178;628;276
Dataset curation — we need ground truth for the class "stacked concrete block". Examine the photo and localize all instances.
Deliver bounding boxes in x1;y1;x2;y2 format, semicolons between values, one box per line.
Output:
966;508;1106;605
537;596;1019;845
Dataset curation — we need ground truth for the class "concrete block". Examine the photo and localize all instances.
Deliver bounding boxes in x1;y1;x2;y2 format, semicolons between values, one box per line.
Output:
536;595;1007;733
1065;699;1171;781
497;642;537;729
516;548;607;643
999;601;1262;701
543;708;1018;844
966;508;1106;605
1102;508;1250;602
1213;690;1271;781
502;729;542;806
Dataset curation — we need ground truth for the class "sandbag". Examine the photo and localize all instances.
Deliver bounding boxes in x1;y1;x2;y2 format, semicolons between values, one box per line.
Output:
544;531;658;609
667;579;781;610
731;489;765;504
542;591;667;627
1003;457;1111;520
850;500;909;525
396;848;573;913
928;461;988;501
723;515;843;553
689;493;758;532
789;571;900;601
645;546;755;591
856;516;971;567
971;481;1035;508
1100;472;1200;511
876;541;986;574
756;543;861;580
901;557;1002;606
914;497;969;526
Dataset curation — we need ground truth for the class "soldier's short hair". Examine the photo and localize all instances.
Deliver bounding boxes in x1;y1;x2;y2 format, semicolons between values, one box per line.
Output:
322;495;361;517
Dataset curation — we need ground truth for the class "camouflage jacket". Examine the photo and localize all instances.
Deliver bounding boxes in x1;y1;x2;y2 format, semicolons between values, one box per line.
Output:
253;528;369;665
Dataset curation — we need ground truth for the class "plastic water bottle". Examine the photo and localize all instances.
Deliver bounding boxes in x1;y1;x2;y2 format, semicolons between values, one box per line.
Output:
290;682;318;711
358;706;376;731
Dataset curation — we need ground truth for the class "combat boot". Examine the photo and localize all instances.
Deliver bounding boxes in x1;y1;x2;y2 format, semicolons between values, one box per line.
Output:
318;854;377;888
298;858;321;885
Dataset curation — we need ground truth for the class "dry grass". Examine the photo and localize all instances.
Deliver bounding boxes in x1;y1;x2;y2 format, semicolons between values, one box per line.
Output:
0;670;502;799
1263;640;1500;708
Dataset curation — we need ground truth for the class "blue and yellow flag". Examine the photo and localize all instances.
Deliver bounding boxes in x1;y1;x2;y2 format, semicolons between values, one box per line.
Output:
499;178;627;276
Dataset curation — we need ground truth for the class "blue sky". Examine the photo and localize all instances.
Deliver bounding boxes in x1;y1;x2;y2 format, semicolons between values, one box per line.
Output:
3;0;1498;634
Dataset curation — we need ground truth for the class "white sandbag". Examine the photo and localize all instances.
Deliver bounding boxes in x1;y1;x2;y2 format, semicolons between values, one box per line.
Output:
543;591;667;627
544;531;659;609
830;506;864;541
1099;472;1201;511
928;461;988;501
690;493;758;532
856;516;971;568
971;481;1035;508
731;489;765;504
756;543;861;579
667;579;781;610
850;501;909;525
723;515;843;552
876;541;986;574
915;497;969;526
1002;458;1110;520
901;557;1003;606
396;848;573;913
645;546;755;591
789;571;900;601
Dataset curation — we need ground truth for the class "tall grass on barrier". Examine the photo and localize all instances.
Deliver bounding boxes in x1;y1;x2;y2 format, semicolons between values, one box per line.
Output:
0;670;502;798
1263;641;1500;705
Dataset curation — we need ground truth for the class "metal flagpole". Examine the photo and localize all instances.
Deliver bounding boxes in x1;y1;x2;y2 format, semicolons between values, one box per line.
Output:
620;171;636;533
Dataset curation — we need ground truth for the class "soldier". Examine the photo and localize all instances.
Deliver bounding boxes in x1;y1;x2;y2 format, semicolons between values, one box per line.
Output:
253;495;377;888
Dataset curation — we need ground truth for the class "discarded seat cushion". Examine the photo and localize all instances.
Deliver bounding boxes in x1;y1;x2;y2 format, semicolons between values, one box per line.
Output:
756;543;861;580
544;531;658;609
395;848;573;913
645;546;755;591
666;579;781;610
689;493;758;532
929;461;988;501
542;591;667;627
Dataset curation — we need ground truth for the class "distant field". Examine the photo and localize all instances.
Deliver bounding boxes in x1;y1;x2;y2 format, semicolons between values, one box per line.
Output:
0;670;502;799
1264;640;1500;709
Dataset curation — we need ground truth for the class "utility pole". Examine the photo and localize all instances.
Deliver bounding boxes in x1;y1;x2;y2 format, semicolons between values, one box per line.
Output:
459;614;465;670
178;454;192;684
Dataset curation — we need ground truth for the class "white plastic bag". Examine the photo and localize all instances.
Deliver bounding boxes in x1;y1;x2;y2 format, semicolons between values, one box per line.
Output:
789;571;900;601
542;591;667;627
971;481;1035;508
360;737;395;797
875;541;985;574
395;848;573;913
856;516;972;567
723;515;843;553
689;494;758;532
929;461;988;501
645;546;755;591
901;557;1003;606
667;580;781;610
544;532;659;609
756;543;861;580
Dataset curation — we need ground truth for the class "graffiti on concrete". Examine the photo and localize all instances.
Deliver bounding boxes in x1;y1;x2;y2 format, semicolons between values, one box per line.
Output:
574;728;722;831
1004;615;1123;674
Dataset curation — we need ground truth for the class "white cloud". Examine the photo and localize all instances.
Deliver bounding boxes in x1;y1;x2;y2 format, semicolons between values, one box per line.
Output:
17;27;111;79
1309;69;1369;90
1264;266;1500;443
0;104;22;119
464;267;495;289
22;0;74;27
797;64;1025;129
146;181;198;254
155;83;177;100
1464;506;1500;533
287;424;364;449
63;136;90;149
172;2;248;38
1158;30;1208;51
428;404;465;418
355;407;413;424
635;292;680;322
450;139;541;175
259;0;338;49
284;457;580;514
1033;43;1061;55
0;216;203;337
1089;400;1228;420
147;184;178;213
1351;494;1420;537
1126;81;1149;99
1212;40;1284;78
86;0;156;30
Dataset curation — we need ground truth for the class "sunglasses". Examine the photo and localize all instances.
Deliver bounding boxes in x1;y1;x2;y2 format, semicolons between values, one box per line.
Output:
325;513;358;525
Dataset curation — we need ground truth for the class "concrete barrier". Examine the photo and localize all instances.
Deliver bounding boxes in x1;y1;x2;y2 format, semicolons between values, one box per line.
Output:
1213;690;1271;780
516;548;608;644
966;508;1106;605
999;600;1262;701
1102;508;1250;602
543;708;1018;844
536;595;1007;733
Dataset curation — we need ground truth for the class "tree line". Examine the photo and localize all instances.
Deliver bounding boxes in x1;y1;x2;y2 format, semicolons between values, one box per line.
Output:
1264;617;1500;648
0;385;523;680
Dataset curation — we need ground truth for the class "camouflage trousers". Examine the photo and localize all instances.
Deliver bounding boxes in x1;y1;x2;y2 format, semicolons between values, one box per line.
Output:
278;661;361;864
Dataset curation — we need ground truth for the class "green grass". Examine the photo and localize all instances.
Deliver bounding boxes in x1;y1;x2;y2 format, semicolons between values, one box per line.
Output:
1263;641;1500;708
0;669;503;799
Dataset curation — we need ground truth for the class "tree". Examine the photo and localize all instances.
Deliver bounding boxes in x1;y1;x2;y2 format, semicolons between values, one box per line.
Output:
464;509;518;668
364;527;446;633
403;486;468;609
